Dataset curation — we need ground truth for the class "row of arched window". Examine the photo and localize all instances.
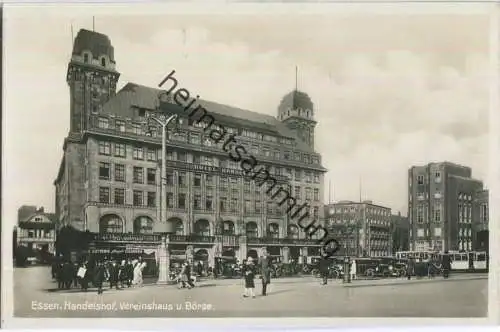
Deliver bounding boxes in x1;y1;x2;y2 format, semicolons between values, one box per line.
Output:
99;214;301;238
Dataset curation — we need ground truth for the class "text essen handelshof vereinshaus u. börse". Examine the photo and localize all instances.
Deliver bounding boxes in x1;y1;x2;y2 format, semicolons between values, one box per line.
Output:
156;70;340;258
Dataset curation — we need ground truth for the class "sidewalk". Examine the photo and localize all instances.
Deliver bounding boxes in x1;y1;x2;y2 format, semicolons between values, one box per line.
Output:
341;273;488;288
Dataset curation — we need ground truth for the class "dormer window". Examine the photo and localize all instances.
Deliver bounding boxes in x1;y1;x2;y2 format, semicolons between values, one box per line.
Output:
101;57;106;67
83;53;89;63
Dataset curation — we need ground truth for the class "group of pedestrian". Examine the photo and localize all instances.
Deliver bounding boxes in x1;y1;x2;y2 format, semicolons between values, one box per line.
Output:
241;249;272;299
405;251;452;280
177;261;196;289
52;257;148;294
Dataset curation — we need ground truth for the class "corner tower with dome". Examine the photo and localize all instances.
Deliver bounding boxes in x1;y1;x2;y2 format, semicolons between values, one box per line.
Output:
54;28;329;269
277;90;317;149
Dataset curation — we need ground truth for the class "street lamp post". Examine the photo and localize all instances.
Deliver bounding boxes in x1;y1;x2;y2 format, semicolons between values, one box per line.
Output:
144;113;179;284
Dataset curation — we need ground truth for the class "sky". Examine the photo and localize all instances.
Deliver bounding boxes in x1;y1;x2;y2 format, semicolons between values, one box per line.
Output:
3;5;491;228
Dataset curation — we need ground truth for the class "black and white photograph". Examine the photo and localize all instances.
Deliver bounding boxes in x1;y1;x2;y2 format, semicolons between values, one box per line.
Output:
2;3;496;323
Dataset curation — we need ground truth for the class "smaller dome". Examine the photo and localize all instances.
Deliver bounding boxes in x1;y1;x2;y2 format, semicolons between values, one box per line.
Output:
278;90;314;115
72;29;115;63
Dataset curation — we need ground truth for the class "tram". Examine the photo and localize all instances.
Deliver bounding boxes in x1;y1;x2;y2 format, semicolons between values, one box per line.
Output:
394;250;488;272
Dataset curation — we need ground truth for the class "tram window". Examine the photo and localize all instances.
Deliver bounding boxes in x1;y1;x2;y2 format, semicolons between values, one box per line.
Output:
477;253;486;261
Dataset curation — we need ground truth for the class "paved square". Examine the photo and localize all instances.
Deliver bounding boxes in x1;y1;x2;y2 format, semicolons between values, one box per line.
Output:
14;267;488;317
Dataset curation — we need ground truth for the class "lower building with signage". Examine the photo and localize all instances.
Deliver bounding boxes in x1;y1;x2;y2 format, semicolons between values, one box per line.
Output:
53;29;328;274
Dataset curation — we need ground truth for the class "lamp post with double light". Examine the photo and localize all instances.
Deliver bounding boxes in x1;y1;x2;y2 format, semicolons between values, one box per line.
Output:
144;112;179;284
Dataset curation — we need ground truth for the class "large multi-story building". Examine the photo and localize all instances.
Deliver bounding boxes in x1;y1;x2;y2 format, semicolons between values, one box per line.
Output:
54;29;327;268
324;200;392;257
473;189;489;251
408;162;484;252
391;212;409;253
16;205;56;255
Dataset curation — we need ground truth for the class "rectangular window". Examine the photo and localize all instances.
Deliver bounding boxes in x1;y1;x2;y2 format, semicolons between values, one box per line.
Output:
194;194;202;210
114;143;126;157
99;187;110;203
417;175;424;185
231;198;238;212
193;155;201;164
147;148;157;161
99;162;110;180
177;152;187;162
284;151;290;160
263;148;270;157
114;188;125;205
194;174;201;187
98;141;111;155
98;117;109;129
147;192;156;207
295;186;301;199
255;200;261;213
206;196;213;210
166;193;174;208
314;188;319;201
274;150;280;159
114;164;125;182
305;188;312;200
313;207;319;219
166;151;174;160
294;152;301;161
295;169;301;181
314;174;320;183
178;193;186;209
220;197;227;212
267;201;273;214
133;190;143;206
133;147;144;160
220;177;228;188
133;167;143;184
244;180;251;192
244;200;252;213
147;168;156;185
115;120;125;132
166;172;174;185
206;175;213;186
178;172;186;187
131;123;143;135
434;204;441;222
416;206;424;223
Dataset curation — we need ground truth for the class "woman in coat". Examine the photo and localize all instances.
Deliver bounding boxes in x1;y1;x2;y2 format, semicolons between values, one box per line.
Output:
242;257;256;298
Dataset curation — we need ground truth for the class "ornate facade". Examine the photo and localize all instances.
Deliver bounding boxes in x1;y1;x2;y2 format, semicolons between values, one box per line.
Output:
54;29;327;266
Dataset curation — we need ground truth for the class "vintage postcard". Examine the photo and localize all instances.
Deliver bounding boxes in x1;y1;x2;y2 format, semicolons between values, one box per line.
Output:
2;2;498;328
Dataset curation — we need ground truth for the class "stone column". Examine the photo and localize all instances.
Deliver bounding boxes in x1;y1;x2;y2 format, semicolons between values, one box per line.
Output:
238;235;247;262
157;236;170;284
282;246;290;263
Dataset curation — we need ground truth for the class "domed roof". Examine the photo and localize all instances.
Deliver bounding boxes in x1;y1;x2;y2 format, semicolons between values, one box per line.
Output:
72;29;115;62
278;90;314;114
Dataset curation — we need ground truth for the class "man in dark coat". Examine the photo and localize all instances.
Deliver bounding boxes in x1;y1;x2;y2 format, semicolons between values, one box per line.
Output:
62;261;74;289
258;249;271;296
407;256;415;280
185;261;195;288
441;251;452;279
319;256;330;285
125;259;134;287
108;260;121;290
93;261;108;294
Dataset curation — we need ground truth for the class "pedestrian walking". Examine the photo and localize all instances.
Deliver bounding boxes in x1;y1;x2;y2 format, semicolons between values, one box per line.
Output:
319;255;329;285
178;262;191;289
185;261;195;288
62;261;74;289
109;260;121;290
125;259;134;287
132;257;146;287
93;261;108;294
242;257;256;298
442;251;452;279
407;256;415;280
77;262;89;291
350;259;357;280
258;249;271;296
119;260;128;288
